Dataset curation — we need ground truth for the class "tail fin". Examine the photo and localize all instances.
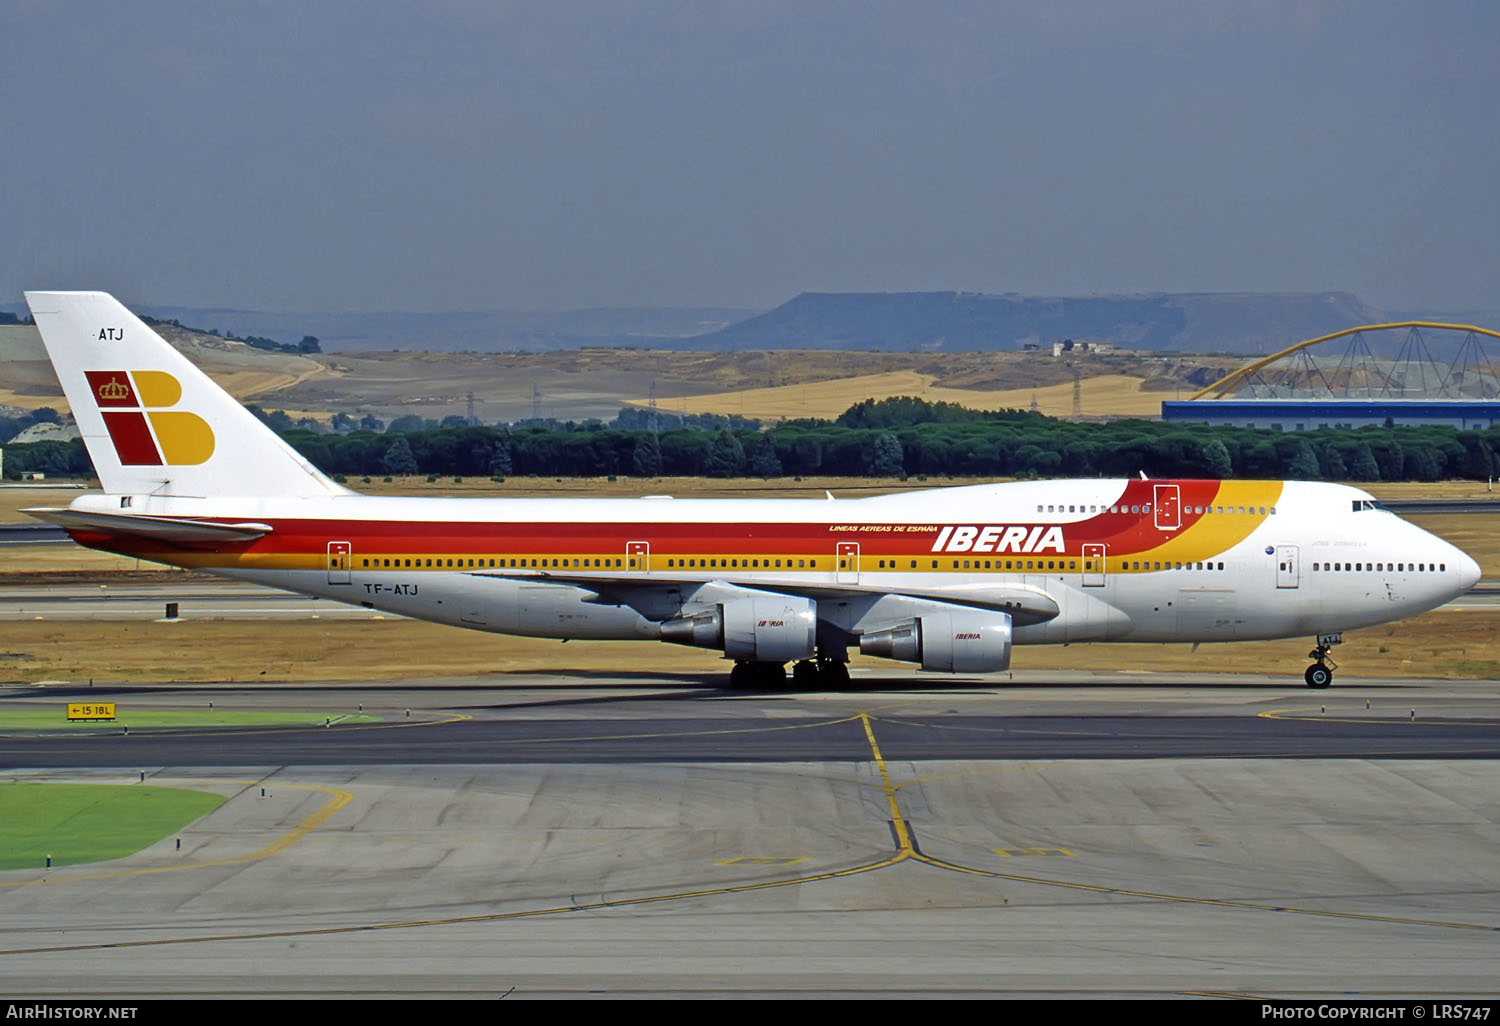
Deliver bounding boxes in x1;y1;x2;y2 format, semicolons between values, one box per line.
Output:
24;291;346;499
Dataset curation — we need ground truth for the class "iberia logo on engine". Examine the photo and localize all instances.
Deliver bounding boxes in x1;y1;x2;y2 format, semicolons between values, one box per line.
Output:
84;370;215;466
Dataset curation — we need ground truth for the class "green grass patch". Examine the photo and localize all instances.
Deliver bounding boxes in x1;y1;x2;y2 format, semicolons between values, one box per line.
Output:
1437;660;1500;679
0;782;227;870
0;708;381;732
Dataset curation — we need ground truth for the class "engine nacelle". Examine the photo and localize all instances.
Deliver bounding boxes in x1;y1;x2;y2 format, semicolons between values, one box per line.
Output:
859;610;1012;673
659;594;817;663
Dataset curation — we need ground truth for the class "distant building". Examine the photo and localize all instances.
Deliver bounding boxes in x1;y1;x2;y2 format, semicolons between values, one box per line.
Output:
1161;399;1500;431
1051;339;1112;357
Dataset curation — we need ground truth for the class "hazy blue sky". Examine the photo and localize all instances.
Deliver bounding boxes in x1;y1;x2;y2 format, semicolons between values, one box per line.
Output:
3;1;1496;313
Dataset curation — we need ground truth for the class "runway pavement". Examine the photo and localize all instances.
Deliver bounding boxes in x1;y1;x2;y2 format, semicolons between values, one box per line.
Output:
0;580;393;621
2;674;1500;998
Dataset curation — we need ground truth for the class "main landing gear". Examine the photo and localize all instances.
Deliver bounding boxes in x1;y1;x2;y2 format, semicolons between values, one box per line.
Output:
1304;633;1342;689
729;661;785;688
729;658;850;689
793;659;849;689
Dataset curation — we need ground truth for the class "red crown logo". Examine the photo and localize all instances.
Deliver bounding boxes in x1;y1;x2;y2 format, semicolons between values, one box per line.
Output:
97;377;129;400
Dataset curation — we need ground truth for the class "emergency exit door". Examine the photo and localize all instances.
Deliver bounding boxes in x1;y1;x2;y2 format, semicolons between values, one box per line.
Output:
327;541;351;585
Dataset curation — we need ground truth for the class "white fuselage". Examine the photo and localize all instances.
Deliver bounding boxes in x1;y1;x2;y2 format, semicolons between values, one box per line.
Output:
66;479;1479;655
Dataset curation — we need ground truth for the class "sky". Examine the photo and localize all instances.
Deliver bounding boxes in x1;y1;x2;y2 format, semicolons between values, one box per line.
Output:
2;1;1497;314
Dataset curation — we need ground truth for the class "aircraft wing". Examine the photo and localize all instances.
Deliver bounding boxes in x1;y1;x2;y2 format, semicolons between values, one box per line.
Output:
470;569;1061;626
22;507;274;545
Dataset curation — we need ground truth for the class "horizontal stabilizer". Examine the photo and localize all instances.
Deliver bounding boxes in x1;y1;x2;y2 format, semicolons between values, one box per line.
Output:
22;507;273;545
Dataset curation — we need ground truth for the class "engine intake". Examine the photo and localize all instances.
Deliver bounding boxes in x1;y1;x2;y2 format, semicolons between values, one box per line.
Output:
860;610;1012;673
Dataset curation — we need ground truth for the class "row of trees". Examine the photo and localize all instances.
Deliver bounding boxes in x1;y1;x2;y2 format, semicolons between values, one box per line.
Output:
141;318;319;354
5;398;1499;482
246;405;764;437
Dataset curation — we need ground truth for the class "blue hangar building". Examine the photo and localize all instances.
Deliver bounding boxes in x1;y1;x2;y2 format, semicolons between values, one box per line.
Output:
1160;400;1500;432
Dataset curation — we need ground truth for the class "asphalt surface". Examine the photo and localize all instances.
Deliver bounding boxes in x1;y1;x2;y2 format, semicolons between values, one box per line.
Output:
4;675;1500;998
3;689;1499;766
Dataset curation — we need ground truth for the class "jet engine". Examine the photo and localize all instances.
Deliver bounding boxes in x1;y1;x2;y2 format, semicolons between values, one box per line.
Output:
859;609;1012;673
659;593;817;663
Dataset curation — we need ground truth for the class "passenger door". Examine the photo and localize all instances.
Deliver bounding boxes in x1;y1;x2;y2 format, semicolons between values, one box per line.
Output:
1082;543;1106;587
627;540;650;574
1276;545;1300;589
326;541;351;585
1153;484;1181;531
836;542;860;584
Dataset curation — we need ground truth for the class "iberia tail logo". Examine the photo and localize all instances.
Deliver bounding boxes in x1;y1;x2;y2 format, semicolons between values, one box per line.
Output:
84;370;215;466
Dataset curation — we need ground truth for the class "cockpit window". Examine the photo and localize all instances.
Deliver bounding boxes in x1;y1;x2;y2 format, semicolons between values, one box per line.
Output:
1352;500;1391;513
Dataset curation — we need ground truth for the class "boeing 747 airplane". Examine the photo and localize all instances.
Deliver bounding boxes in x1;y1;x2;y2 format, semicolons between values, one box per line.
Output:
21;292;1482;688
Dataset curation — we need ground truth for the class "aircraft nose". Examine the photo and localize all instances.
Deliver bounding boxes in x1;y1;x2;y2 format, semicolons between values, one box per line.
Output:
1457;550;1482;592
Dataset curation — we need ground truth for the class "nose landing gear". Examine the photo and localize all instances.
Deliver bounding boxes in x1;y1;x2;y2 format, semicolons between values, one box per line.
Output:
1304;632;1342;688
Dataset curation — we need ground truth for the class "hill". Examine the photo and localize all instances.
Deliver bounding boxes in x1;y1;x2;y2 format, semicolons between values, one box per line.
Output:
0;324;324;414
0;290;1410;355
682;290;1387;354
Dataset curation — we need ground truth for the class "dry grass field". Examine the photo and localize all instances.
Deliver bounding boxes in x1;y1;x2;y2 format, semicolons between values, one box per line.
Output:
1;322;1241;424
1;607;1495;686
0;477;1496;685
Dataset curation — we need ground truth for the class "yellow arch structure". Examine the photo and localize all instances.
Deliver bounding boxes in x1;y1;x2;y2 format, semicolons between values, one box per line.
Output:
1187;322;1500;401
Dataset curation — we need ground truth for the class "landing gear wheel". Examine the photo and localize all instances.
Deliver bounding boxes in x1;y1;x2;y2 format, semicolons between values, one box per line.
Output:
1303;633;1341;689
791;660;820;687
818;660;850;689
729;661;786;688
755;661;787;686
